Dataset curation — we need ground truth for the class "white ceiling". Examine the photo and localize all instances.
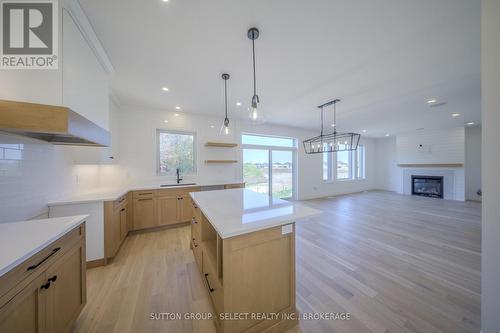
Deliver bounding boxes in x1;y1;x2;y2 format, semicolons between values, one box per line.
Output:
79;0;481;137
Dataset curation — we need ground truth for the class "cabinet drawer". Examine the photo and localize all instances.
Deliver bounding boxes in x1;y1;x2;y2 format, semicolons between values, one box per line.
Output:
113;195;127;210
191;218;201;241
0;224;84;302
133;190;155;199
193;205;202;226
156;187;200;198
192;239;202;270
202;254;223;315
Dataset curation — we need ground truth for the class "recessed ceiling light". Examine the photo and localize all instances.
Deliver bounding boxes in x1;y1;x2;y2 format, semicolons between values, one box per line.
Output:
175;106;181;110
362;129;367;133
210;125;215;128
427;99;437;104
331;123;335;127
236;102;242;106
163;120;169;123
162;0;169;2
161;87;169;91
385;133;390;137
465;121;475;126
174;113;179;116
452;113;460;117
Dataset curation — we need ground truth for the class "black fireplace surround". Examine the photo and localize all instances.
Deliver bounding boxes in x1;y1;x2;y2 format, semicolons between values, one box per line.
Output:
412;175;444;198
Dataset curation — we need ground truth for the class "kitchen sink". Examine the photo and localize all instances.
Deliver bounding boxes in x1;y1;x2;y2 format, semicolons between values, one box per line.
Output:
160;183;196;187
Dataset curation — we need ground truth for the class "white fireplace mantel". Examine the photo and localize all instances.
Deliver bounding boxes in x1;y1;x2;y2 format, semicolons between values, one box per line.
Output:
398;167;465;201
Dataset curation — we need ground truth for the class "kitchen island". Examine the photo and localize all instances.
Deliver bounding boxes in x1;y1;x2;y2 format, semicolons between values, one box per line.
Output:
190;189;321;333
0;216;87;332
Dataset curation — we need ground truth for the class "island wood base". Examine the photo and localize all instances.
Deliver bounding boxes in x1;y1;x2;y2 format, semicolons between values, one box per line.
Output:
191;200;297;333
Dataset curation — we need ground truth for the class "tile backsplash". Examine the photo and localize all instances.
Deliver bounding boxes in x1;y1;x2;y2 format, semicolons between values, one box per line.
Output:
0;132;124;223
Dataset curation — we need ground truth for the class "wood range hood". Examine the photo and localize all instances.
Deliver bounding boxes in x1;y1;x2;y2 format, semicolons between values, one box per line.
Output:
0;99;110;146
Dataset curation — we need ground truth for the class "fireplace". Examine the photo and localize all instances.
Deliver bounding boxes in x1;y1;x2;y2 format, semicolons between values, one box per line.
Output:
411;175;444;198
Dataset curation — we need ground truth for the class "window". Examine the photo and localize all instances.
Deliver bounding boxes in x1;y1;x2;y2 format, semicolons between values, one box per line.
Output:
356;145;366;179
323;153;331;181
322;144;366;181
242;134;296;148
242;134;297;199
336;144;352;180
157;129;196;175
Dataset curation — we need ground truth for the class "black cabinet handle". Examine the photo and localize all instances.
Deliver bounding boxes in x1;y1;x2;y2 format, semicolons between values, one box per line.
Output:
40;282;51;290
121;208;125;212
204;273;214;292
27;247;61;271
48;275;57;283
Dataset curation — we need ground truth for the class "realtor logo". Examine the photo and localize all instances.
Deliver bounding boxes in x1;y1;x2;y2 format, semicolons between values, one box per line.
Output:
1;0;58;69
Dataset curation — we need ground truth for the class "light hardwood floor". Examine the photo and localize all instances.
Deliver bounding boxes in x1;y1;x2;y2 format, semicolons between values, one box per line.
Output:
73;191;481;333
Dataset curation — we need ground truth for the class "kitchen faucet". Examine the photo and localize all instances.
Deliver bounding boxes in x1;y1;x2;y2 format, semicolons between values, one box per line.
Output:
176;168;183;184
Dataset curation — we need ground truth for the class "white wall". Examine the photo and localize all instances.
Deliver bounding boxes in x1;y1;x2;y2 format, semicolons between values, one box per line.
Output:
481;0;500;331
374;137;400;192
465;126;482;201
117;106;375;200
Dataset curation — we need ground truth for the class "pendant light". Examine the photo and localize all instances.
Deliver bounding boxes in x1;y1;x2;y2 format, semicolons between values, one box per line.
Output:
303;99;361;154
247;27;263;122
220;73;231;136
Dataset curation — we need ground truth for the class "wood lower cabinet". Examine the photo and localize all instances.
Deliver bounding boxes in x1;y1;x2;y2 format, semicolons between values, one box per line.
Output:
131;187;202;231
191;202;296;333
45;240;86;333
0;273;47;333
133;197;157;230
104;195;128;259
0;224;86;333
179;194;193;222
157;195;179;225
119;207;127;241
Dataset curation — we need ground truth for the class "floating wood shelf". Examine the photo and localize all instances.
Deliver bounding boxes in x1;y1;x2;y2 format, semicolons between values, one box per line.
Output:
205;142;238;148
205;160;238;164
397;164;463;168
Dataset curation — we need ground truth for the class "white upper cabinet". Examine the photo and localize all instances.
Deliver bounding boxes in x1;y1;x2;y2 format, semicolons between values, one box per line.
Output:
61;6;117;164
62;9;109;130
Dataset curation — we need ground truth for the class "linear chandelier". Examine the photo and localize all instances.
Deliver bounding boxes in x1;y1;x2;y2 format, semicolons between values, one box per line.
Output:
303;99;361;154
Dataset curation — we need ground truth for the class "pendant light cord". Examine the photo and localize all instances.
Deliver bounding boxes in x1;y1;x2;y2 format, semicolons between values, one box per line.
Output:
333;101;337;134
320;106;324;136
252;38;257;96
224;78;228;119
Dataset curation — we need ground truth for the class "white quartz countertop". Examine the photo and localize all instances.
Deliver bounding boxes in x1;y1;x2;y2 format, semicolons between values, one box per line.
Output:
190;189;321;239
0;215;87;277
47;180;245;206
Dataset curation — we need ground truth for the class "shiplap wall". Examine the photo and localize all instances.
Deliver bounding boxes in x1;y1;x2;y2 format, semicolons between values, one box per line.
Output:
396;128;465;164
374;127;467;201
